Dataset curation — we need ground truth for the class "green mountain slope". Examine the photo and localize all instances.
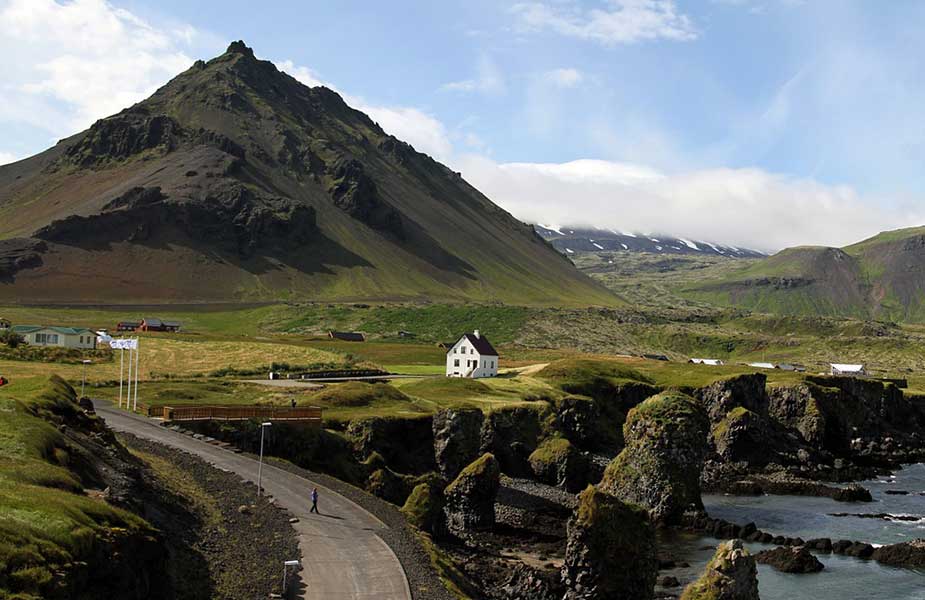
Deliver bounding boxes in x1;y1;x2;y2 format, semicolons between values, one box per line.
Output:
685;226;925;321
0;41;616;307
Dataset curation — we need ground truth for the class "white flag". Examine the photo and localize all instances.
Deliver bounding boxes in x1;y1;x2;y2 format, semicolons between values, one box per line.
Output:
110;339;138;350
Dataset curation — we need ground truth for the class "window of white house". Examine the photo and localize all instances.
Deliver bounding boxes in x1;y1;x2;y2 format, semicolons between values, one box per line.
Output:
454;359;459;367
36;333;59;344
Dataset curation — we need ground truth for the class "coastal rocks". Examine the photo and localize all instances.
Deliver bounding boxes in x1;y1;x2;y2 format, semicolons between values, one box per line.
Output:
871;539;925;569
832;540;875;558
832;483;873;502
755;546;824;573
432;408;484;480
500;564;563;600
401;482;445;535
348;415;435;474
680;540;759;600
480;407;542;477
553;395;600;447
711;407;774;465
695;374;769;421
528;437;589;493
561;486;657;600
444;453;500;533
599;393;709;525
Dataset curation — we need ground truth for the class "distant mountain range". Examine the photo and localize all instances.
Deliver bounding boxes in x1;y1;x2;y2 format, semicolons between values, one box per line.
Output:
685;226;925;322
534;225;766;258
0;42;615;307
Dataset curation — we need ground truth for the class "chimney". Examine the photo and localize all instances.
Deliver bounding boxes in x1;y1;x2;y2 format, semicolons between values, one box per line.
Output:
474;329;480;338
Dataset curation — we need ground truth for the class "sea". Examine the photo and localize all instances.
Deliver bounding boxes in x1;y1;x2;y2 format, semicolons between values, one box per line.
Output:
665;463;925;599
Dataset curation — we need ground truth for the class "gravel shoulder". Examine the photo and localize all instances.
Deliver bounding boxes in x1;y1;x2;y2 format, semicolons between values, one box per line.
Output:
121;432;299;600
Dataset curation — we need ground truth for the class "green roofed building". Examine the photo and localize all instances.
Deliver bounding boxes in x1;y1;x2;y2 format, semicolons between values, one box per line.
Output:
12;325;97;349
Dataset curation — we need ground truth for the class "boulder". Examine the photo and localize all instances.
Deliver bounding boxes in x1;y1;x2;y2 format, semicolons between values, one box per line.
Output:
443;453;500;533
599;393;709;525
680;540;759;600
528;437;590;492
553;395;600;447
480;407;542;476
832;484;873;502
401;483;445;535
365;467;411;506
711;407;775;465
755;546;824;573
432;408;484;480
561;486;657;600
872;539;925;569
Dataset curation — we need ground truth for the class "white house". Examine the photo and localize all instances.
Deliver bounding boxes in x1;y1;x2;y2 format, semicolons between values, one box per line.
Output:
689;358;725;366
747;362;777;370
12;326;97;349
830;363;866;377
446;330;499;378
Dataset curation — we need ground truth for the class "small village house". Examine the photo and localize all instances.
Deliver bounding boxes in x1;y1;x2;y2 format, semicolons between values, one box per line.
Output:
117;321;140;332
328;331;366;342
446;330;498;378
747;362;776;370
12;326;97;349
139;318;181;332
689;358;725;366
831;363;867;377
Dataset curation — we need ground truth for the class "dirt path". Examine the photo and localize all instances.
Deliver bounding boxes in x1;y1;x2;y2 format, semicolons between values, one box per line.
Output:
96;401;411;600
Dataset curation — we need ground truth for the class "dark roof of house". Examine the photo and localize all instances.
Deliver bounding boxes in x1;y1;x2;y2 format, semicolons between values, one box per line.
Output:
118;321;141;326
162;320;182;328
143;318;163;327
329;331;365;342
449;333;498;356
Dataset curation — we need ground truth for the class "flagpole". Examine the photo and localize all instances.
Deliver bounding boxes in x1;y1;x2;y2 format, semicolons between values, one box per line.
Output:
119;347;124;408
126;344;133;412
133;338;139;412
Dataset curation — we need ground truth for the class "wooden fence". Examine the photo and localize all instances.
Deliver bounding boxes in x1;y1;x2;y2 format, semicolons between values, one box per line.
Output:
159;405;322;424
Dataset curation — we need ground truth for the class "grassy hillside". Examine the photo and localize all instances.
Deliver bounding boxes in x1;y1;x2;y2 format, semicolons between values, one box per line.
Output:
0;42;615;308
679;226;925;322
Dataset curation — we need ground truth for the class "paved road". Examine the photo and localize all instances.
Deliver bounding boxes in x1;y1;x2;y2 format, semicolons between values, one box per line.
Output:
95;402;412;600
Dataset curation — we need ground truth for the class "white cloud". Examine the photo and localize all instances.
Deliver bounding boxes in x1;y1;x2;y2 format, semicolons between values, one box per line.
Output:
543;68;583;88
440;55;505;95
0;152;19;166
0;0;202;136
454;156;920;252
511;0;698;46
278;60;454;161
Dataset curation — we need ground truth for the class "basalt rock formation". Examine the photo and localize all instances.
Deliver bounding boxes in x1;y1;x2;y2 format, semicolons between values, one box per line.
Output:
680;540;759;600
561;486;657;600
432;408;484;481
599;393;709;525
444;453;501;533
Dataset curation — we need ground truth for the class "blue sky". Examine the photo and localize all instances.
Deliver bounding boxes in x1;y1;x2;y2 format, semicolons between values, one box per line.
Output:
2;0;924;250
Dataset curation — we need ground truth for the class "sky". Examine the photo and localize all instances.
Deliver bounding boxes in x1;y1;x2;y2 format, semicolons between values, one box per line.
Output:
2;0;925;252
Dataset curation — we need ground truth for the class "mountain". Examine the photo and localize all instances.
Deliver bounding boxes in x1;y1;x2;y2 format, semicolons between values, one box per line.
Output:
685;226;925;321
534;225;765;258
0;42;616;306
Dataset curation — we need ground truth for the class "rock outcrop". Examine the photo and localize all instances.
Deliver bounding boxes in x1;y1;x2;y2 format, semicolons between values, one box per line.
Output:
695;374;769;421
528;437;589;493
432;408;484;481
401;482;445;535
755;546;824;573
832;483;873;502
348;416;435;474
871;539;925;569
599;393;709;524
480;407;542;476
561;486;657;600
444;453;501;533
680;540;759;600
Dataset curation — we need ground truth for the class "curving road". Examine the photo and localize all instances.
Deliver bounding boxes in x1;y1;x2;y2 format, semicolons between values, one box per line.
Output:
95;402;412;600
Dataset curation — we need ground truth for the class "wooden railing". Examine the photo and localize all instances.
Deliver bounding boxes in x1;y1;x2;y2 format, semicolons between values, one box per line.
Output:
160;405;322;424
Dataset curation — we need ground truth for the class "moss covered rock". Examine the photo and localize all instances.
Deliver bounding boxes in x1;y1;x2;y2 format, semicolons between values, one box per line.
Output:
599;392;709;525
680;540;759;600
480;407;542;476
528;437;589;492
561;485;657;600
432;407;484;481
444;453;500;533
366;467;412;506
401;482;445;535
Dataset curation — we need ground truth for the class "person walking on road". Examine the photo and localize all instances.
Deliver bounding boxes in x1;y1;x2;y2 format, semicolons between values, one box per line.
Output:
310;487;319;514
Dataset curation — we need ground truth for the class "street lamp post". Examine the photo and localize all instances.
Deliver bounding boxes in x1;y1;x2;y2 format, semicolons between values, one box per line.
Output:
282;559;300;596
81;359;91;397
257;422;272;499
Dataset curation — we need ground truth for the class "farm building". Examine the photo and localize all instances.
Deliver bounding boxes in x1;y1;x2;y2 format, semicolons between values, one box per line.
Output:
689;358;724;366
117;321;140;332
12;326;97;349
446;330;498;378
139;318;181;332
643;353;670;361
831;363;866;376
329;331;366;342
747;362;777;370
